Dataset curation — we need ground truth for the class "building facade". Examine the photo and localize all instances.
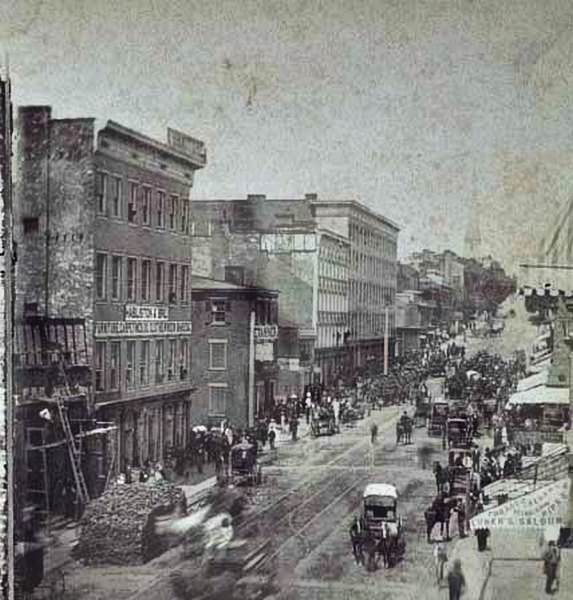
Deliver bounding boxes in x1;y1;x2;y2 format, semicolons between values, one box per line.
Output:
14;107;206;475
311;199;400;371
191;276;279;427
315;229;350;385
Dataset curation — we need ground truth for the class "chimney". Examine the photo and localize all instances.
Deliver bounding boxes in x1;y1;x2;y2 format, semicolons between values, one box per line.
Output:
305;193;318;201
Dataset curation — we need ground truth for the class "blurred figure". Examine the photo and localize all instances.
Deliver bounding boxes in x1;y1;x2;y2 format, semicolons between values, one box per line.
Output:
542;540;561;594
370;422;378;445
433;537;448;585
447;559;466;600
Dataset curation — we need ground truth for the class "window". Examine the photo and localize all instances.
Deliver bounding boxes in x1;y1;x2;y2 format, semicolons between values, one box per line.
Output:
141;259;151;302
179;339;189;380
167;339;177;381
157;191;165;228
95;342;105;391
126;341;136;388
110;341;121;390
180;199;189;233
212;300;226;324
139;340;150;386
141;186;151;225
180;265;189;304
96;172;107;214
209;384;228;415
111;256;123;301
128;182;138;223
156;262;165;302
95;253;107;300
155;339;165;383
168;264;178;304
111;176;122;218
209;340;227;370
127;258;137;302
169;195;179;230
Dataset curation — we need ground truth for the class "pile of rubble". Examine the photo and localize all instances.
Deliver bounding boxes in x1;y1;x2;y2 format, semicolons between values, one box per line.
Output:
74;480;187;566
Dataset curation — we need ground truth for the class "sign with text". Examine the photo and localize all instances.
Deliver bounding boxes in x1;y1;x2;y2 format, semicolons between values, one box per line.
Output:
255;342;274;362
254;324;278;342
95;321;192;338
125;304;169;321
470;478;570;530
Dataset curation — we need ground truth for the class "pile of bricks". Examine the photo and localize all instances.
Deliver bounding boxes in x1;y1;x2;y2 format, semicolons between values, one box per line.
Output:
73;481;186;566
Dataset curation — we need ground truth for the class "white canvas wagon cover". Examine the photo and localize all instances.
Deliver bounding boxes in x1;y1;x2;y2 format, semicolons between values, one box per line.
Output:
363;483;398;499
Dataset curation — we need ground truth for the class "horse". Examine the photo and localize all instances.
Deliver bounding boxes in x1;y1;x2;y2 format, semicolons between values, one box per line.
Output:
424;499;453;543
433;463;449;494
349;517;364;566
379;521;401;568
396;419;413;445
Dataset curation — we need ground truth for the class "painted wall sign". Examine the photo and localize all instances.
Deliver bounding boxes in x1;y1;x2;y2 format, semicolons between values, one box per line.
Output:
95;321;192;337
254;324;278;341
124;304;169;321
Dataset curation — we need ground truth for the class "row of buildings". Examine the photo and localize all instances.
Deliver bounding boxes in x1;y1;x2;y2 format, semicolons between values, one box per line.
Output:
9;106;403;511
8;102;515;521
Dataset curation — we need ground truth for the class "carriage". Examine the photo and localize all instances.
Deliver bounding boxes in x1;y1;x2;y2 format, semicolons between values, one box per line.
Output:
310;407;336;436
359;483;405;569
229;441;262;486
446;417;471;448
414;398;430;428
427;399;449;437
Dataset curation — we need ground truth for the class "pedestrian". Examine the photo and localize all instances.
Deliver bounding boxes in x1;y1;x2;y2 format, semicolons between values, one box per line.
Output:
542;540;561;594
370;422;378;445
290;417;298;442
305;392;312;425
475;527;489;552
456;500;466;538
433;538;448;585
268;427;276;451
447;559;466;600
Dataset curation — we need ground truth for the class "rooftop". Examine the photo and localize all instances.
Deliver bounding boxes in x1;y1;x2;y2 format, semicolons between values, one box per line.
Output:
191;275;278;295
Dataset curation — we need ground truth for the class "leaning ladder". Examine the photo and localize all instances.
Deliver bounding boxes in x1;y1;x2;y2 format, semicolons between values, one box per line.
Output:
52;355;90;505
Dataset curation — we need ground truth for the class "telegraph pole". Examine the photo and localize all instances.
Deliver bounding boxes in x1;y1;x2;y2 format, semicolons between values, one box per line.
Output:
248;309;256;427
384;305;389;376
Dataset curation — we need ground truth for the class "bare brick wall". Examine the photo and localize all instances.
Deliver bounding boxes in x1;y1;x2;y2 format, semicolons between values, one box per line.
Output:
15;109;96;344
191;293;251;427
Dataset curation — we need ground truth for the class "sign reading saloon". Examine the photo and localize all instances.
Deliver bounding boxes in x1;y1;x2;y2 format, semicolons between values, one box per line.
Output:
254;324;278;342
95;321;192;338
125;304;169;321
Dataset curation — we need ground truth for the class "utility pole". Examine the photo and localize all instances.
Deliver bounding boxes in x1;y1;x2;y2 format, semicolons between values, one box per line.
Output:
248;309;256;427
384;305;389;376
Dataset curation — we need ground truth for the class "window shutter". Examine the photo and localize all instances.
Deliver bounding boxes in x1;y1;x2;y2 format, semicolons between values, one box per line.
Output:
225;300;232;324
205;301;213;325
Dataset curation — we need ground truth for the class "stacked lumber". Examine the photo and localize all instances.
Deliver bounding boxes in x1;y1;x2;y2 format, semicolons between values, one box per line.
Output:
74;480;186;565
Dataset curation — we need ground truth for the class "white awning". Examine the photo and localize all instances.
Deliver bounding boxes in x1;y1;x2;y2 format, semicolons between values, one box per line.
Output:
517;371;549;392
506;385;569;407
470;478;570;530
528;358;552;374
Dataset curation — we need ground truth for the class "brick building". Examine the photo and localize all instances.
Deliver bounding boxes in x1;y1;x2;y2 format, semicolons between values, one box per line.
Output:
191;275;279;426
191;194;399;385
14;106;206;476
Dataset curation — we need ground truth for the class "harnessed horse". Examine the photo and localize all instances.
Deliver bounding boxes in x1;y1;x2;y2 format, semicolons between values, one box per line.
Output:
396;418;413;445
424;497;453;543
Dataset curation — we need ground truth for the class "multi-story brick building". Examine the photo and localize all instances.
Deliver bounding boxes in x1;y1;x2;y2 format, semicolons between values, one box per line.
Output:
14;106;206;475
192;194;399;385
191;275;279;426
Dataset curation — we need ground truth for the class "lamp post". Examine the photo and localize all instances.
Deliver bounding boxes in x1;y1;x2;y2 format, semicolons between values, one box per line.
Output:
565;335;573;433
384;304;390;376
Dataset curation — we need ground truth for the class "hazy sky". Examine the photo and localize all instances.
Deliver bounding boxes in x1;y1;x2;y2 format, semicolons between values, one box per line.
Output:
2;0;573;269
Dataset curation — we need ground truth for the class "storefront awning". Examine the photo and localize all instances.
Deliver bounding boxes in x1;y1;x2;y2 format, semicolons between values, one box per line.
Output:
528;357;552;374
506;385;569;408
517;371;549;392
471;478;570;530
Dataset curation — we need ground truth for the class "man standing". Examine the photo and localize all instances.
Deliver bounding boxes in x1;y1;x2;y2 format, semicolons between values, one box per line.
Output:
305;392;312;424
370;422;378;445
542;540;561;594
447;559;466;600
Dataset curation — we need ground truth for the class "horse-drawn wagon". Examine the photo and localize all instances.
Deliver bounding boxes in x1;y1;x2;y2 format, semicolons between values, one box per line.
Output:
229;441;262;486
310;407;336;436
428;399;449;437
446;417;471;448
355;483;405;570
